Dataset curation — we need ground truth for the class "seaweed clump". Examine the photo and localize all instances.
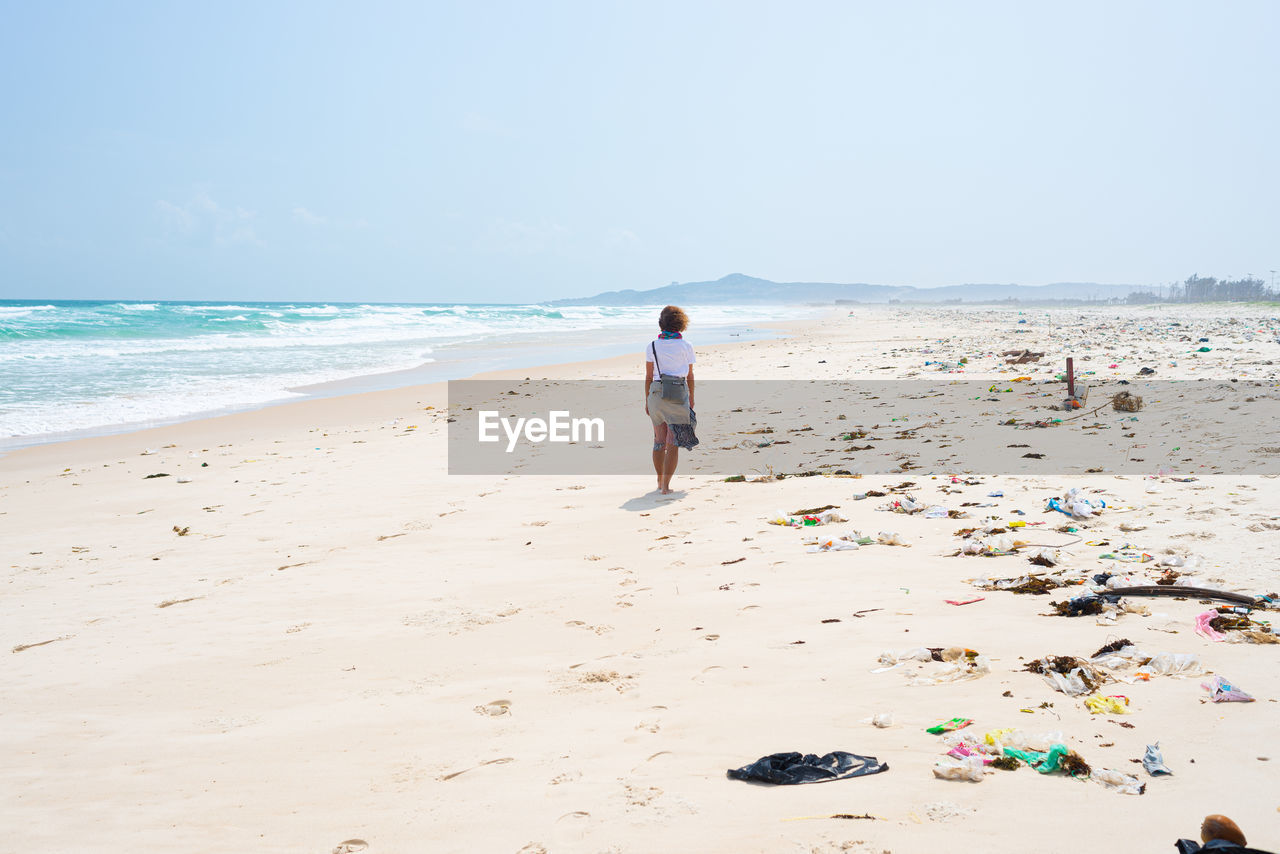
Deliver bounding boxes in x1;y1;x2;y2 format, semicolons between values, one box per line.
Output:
1059;751;1092;777
1010;577;1060;595
1025;656;1101;692
1051;597;1104;617
1209;612;1262;633
1090;638;1133;658
990;756;1021;771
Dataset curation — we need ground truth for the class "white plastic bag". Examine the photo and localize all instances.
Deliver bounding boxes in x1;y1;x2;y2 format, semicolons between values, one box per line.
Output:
1093;767;1143;794
1137;652;1202;678
932;755;986;782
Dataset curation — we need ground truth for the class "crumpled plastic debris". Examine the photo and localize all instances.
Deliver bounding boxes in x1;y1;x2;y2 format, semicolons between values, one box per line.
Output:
874;647;990;684
932;754;986;782
1084;694;1131;715
1092;767;1144;795
1202;675;1255;703
908;655;991;686
805;533;863;553
770;509;847;527
1223;629;1280;645
1017;547;1063;566
982;729;1065;754
874;648;934;670
726;751;888;785
1136;652;1202;679
879;495;958;519
1194;611;1226;641
1002;743;1072;774
1142;743;1172;776
1047;488;1107;519
876;531;908;546
1033;659;1104;696
961;533;1019;555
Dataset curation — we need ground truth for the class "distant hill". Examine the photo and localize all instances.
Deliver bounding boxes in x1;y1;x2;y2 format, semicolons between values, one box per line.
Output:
550;273;1140;305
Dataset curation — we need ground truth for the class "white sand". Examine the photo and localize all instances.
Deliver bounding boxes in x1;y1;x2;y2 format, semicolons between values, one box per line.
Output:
2;305;1277;853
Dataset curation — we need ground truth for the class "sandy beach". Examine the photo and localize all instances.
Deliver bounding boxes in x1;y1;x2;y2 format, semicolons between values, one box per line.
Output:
3;305;1278;854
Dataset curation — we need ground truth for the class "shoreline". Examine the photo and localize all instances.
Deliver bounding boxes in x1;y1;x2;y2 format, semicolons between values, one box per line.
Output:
0;314;799;458
0;315;808;472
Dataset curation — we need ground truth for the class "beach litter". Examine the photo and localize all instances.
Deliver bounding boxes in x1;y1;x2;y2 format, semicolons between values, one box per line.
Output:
1084;694;1131;715
876;647;990;684
1202;676;1255;703
1026;656;1104;696
1092;768;1145;795
726;751;888;785
926;717;972;735
769;509;846;527
932;754;986;782
1143;743;1173;776
1047;488;1107;519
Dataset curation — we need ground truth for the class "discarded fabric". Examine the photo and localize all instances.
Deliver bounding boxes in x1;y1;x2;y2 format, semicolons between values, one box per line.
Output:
726;751;888;785
1142;743;1172;776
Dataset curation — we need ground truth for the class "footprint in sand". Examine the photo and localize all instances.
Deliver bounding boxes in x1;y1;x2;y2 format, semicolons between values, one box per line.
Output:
332;840;368;854
438;757;515;781
551;810;592;845
474;699;512;717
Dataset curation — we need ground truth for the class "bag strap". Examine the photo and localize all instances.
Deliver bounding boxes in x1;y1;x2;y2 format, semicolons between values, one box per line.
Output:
651;341;664;378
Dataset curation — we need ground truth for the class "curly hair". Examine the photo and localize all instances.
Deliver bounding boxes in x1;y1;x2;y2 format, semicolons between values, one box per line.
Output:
658;305;688;333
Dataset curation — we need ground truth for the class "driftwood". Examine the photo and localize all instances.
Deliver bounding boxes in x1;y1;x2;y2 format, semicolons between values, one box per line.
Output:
1106;585;1259;606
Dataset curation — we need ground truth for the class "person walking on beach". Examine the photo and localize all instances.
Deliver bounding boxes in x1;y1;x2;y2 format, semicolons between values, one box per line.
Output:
644;305;696;494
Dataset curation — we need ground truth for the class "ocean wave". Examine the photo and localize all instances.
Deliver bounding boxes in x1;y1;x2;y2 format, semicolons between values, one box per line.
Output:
0;300;812;440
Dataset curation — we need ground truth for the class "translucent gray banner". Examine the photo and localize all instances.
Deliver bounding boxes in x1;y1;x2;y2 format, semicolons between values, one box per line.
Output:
447;379;1280;476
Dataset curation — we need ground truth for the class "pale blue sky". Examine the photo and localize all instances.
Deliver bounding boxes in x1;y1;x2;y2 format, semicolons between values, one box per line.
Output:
1;1;1276;302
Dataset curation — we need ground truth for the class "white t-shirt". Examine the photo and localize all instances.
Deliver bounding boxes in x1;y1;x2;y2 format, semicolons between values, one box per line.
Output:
645;337;695;378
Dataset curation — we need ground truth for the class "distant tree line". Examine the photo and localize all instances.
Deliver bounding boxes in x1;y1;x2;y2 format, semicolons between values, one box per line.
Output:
1126;274;1276;304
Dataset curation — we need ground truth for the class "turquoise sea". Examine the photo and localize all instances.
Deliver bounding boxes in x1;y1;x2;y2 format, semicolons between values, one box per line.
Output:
0;300;809;448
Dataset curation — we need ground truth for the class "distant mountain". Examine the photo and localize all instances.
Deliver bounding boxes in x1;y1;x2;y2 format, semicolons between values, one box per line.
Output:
550;273;1140;305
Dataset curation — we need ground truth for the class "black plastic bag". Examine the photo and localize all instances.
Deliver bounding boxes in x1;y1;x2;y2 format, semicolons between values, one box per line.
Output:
727;751;888;785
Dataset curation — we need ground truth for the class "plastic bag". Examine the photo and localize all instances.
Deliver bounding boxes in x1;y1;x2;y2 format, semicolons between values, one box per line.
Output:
908;655;990;686
1137;652;1202;678
998;730;1065;753
1093;768;1144;794
1084;694;1130;715
1039;665;1095;697
877;531;907;546
1003;743;1071;774
1194;611;1226;641
805;535;860;553
875;648;933;669
1202;675;1254;703
1142;743;1172;776
932;754;985;782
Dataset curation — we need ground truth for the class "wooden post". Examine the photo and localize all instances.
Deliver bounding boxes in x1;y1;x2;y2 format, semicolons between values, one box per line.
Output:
1066;357;1075;398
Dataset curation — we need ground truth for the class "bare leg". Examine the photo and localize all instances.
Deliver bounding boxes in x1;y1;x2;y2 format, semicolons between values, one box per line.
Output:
652;425;668;490
660;444;679;493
